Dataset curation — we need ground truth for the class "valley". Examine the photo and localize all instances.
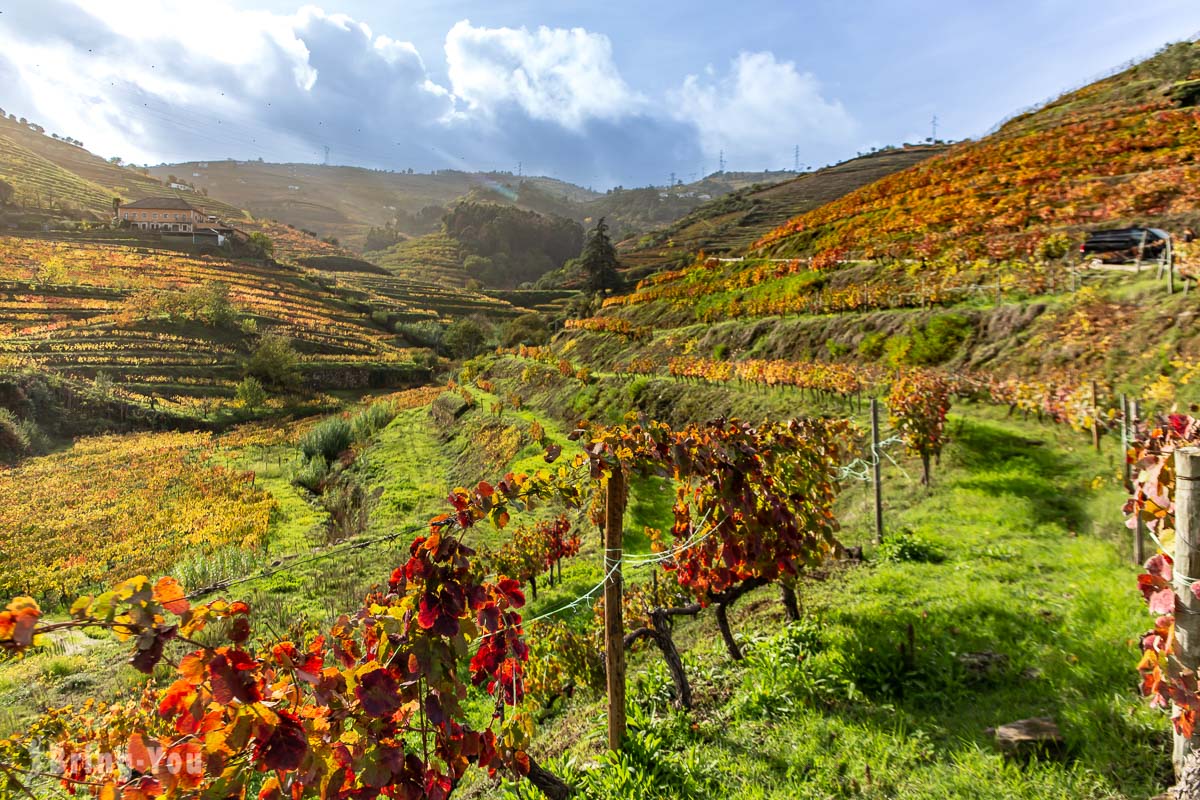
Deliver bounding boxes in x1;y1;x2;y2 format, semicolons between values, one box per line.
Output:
0;22;1199;800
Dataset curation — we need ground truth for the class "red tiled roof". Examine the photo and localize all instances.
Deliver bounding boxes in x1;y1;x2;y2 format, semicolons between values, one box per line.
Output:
119;197;202;211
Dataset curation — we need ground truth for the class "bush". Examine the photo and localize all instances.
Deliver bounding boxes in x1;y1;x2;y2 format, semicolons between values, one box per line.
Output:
443;318;488;359
292;453;329;493
501;313;550;348
244;333;301;389
299;416;353;464
395;320;446;351
234;377;268;409
351;402;397;442
128;281;236;327
858;331;887;359
826;340;849;358
0;408;31;461
876;529;945;563
320;476;380;544
907;314;972;365
247;232;274;259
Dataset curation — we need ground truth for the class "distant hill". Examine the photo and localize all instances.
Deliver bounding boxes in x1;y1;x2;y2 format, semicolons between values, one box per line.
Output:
755;40;1200;262
0;113;247;221
148;159;801;252
615;146;949;279
146;161;598;251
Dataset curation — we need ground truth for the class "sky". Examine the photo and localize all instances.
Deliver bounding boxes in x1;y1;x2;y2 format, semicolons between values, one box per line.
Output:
0;1;1198;189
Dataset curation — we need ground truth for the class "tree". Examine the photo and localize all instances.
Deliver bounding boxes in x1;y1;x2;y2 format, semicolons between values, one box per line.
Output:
0;179;14;208
246;232;274;259
502;313;550;347
234;376;268;409
244;332;300;389
580;217;622;295
443;318;487;359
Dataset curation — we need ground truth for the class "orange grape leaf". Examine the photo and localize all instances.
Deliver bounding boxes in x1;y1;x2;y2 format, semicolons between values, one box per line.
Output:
153;577;190;616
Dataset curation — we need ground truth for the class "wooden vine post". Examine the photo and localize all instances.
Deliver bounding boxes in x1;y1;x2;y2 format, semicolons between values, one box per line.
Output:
1133;399;1145;565
870;397;884;544
603;466;628;752
1091;380;1101;453
1174;447;1200;777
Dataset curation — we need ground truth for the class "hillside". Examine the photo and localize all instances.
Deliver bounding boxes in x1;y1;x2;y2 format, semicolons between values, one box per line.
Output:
0;113;247;221
147;161;597;250
596;42;1200;329
616;146;949;278
148;159;801;252
755;41;1200;263
0;231;438;417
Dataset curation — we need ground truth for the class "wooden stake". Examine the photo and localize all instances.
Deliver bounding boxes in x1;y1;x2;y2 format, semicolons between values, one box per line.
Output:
603;467;627;752
1133;398;1145;564
871;398;884;545
1091;380;1101;453
1173;447;1200;778
1121;394;1130;491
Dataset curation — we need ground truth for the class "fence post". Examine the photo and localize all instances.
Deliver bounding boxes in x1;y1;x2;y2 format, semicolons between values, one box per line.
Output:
1173;447;1200;778
1133;399;1145;564
603;467;627;752
1121;394;1130;491
1091;381;1101;453
1168;237;1176;295
871;398;884;545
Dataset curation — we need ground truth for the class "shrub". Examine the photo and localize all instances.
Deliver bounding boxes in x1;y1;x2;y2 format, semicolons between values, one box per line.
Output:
395;320;445;351
320;476;380;544
244;333;301;389
299;416;353;464
444;318;488;359
234;377;268;409
351;402;397;442
247;232;274;259
876;529;945;563
501;313;550;348
858;331;887;359
907;313;972;365
0;409;31;461
292;453;329;493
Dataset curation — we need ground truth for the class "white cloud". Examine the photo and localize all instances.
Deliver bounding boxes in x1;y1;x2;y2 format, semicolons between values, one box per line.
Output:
670;51;858;169
444;20;641;129
0;4;854;186
0;1;452;165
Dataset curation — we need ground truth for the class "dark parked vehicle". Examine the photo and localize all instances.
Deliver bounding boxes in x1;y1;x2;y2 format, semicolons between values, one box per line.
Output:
1080;227;1170;263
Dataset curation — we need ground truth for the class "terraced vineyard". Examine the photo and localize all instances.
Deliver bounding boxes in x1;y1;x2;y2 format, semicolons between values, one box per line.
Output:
336;271;522;321
0;114;247;220
0;235;427;409
0;133;116;216
616;146;949;279
0;430;275;601
755;42;1200;264
595;43;1200;332
367;232;469;285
